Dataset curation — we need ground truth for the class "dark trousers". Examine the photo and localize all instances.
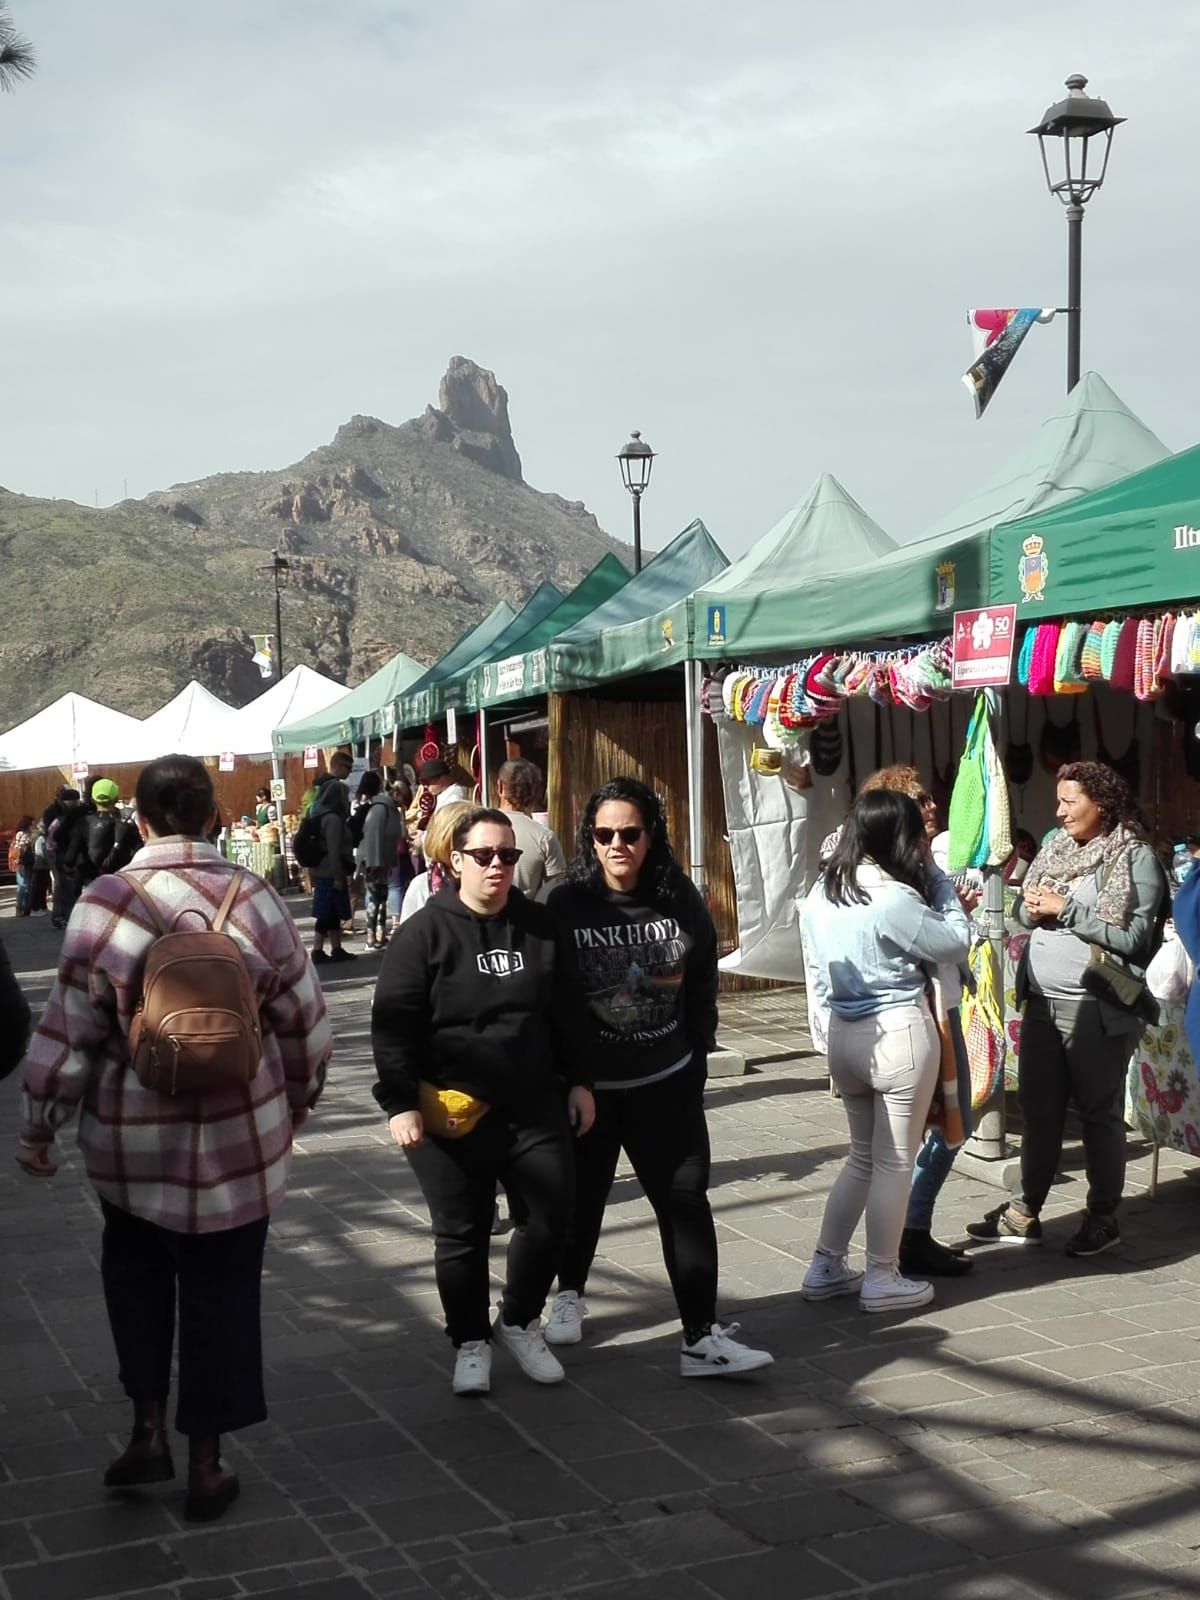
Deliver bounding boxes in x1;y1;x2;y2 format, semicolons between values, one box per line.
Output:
558;1062;718;1335
366;873;389;940
100;1200;269;1436
1016;996;1139;1218
406;1104;573;1345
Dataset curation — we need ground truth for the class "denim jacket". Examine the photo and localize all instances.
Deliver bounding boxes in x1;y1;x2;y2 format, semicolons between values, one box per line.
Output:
803;862;971;1021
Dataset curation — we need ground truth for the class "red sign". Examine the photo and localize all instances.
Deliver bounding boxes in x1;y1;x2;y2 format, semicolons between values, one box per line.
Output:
218;752;236;773
952;605;1018;689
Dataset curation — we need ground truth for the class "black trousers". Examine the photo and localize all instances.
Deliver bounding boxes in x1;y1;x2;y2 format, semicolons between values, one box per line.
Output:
100;1200;270;1437
558;1061;718;1335
1016;996;1140;1218
406;1102;573;1346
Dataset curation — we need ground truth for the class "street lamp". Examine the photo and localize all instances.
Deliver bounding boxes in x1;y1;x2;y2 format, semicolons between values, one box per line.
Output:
1030;74;1124;393
256;550;290;681
617;430;655;574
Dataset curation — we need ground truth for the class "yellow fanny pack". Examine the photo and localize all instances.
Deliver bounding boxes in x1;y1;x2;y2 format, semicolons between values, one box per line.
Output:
418;1082;490;1139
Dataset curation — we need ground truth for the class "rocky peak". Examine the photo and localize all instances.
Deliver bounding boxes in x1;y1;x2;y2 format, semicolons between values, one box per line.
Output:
427;357;524;483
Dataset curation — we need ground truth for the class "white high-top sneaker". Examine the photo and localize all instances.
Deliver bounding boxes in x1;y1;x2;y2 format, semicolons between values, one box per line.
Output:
800;1251;865;1301
859;1266;934;1314
544;1291;588;1346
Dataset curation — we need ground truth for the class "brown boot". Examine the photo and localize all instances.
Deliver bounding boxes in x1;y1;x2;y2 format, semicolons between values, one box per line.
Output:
184;1434;240;1522
104;1398;175;1487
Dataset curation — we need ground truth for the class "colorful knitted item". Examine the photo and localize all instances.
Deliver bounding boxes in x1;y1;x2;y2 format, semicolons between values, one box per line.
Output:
1109;618;1139;692
1155;614;1175;682
1133;618;1157;701
1172;615;1193;676
1053;621;1088;694
1017;628;1036;687
1080;621;1106;680
745;677;773;724
1189;613;1200;674
1027;623;1061;696
1099;619;1123;680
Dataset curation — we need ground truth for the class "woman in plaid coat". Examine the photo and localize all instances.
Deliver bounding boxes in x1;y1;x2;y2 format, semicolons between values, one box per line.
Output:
17;754;333;1522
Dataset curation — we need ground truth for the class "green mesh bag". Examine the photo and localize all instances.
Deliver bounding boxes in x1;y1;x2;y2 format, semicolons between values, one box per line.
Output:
947;693;988;870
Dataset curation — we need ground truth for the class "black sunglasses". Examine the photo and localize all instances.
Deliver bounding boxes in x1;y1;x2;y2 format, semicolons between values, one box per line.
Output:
458;846;523;867
593;826;645;846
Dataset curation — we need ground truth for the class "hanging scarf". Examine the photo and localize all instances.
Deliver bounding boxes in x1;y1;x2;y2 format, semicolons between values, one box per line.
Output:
1023;823;1139;926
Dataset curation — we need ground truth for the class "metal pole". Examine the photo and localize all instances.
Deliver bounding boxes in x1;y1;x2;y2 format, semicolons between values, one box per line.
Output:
478;708;489;806
273;555;285;681
683;659;707;895
967;686;1007;1160
632;493;642;574
1066;203;1083;392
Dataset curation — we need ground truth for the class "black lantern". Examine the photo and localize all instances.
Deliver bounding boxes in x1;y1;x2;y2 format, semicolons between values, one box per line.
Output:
1029;75;1124;393
1030;73;1124;206
617;431;655;572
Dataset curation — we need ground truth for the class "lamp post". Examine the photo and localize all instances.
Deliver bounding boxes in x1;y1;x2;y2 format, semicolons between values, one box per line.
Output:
1030;74;1124;393
257;550;290;681
617;430;655;573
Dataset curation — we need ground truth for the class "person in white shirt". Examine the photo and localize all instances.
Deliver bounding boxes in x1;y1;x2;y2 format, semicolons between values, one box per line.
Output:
496;759;567;899
419;759;471;812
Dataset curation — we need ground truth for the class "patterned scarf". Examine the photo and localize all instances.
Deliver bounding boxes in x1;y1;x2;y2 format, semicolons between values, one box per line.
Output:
1023;823;1139;926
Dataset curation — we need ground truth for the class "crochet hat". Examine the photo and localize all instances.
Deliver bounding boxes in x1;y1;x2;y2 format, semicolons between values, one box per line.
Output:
810;716;843;776
1099;619;1123;680
1080;620;1106;681
1027;623;1060;696
1016;627;1036;688
804;653;841;716
1109;617;1139;693
1053;620;1088;693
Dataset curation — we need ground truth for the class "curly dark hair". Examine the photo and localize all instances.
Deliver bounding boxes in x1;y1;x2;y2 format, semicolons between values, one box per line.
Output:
822;789;932;908
568;777;685;908
1056;761;1141;834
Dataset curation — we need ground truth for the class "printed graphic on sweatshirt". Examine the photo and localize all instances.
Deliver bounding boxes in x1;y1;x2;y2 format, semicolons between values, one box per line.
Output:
572;917;687;1042
477;950;526;978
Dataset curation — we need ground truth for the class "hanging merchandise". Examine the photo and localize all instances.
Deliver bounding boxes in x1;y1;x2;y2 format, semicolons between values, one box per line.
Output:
984;704;1013;866
962;935;1007;1111
810;715;843;777
1026;623;1060;696
946;694;989;870
1109;618;1139;692
1052;619;1088;694
418;724;441;764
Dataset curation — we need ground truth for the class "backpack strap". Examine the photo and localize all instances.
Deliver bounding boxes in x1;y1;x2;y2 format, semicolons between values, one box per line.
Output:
211;870;246;934
120;867;246;935
120;870;172;935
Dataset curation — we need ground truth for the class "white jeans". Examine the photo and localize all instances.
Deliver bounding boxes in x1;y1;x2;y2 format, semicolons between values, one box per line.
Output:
817;1003;940;1269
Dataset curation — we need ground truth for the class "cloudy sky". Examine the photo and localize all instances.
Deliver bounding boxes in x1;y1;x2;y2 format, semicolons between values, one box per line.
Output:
2;1;1197;557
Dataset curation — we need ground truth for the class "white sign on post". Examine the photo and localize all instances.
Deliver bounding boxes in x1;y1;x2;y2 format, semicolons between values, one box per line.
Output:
218;752;236;772
445;707;458;746
269;777;287;803
303;745;319;770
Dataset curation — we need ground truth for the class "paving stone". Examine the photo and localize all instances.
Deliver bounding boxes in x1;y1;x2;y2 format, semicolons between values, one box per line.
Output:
689;1545;852;1599
172;1516;331;1578
367;1490;502;1542
30;1500;179;1556
4;1542;186;1600
809;1519;971;1583
462;1532;634;1596
721;1486;889;1543
602;1507;760;1571
452;1452;602;1519
657;1420;799;1482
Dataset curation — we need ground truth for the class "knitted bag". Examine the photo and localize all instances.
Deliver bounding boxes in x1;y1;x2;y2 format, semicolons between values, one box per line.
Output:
946;693;989;871
1027;623;1061;696
961;936;1007;1110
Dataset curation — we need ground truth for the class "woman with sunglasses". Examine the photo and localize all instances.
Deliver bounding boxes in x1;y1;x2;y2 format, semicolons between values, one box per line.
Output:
544;777;772;1378
372;807;594;1396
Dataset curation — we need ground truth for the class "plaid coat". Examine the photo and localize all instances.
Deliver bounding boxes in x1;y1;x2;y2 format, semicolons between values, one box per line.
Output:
21;836;333;1233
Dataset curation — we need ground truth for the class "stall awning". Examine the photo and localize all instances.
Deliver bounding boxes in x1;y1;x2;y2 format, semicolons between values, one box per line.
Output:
990;442;1200;616
273;650;425;753
225;665;347;757
466;554;631;712
549;520;728;692
434;582;564;716
698;373;1169;658
691;474;895;659
390;602;516;732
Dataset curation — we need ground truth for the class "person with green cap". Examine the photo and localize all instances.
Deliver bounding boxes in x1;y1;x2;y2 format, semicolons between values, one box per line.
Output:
67;778;142;892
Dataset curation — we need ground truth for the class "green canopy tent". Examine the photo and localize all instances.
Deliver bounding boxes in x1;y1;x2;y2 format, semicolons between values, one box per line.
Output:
389;600;516;735
695;374;1169;660
990;442;1200;616
464;553;630;714
548;519;728;693
272;649;425;754
435;581;564;719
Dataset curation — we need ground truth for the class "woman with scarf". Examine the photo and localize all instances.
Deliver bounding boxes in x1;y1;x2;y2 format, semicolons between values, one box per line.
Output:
968;761;1167;1259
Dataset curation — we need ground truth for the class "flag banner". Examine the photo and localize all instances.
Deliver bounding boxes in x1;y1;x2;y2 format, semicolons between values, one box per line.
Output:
963;308;1056;418
251;633;275;679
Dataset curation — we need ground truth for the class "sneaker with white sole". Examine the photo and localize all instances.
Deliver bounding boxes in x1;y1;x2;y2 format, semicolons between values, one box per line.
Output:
680;1322;774;1378
801;1251;865;1302
859;1267;935;1314
452;1340;492;1396
492;1314;565;1384
544;1291;588;1346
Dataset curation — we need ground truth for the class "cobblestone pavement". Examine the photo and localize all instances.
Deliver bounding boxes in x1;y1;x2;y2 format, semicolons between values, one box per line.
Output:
5;907;1200;1600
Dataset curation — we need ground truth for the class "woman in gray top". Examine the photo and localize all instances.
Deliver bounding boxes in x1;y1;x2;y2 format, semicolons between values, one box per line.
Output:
968;761;1167;1259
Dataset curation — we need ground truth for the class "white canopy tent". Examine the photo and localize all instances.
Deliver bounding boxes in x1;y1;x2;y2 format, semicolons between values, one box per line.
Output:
225;665;347;757
0;692;147;773
127;681;238;761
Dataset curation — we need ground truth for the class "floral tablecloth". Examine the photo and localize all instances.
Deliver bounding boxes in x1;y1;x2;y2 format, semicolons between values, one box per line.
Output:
1002;932;1200;1157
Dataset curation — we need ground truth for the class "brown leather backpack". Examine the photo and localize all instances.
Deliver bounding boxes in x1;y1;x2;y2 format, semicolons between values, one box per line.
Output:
122;870;262;1096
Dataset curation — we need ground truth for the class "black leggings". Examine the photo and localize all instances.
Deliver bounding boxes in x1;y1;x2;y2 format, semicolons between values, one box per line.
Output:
406;1103;573;1345
558;1062;718;1335
100;1200;269;1436
366;873;389;940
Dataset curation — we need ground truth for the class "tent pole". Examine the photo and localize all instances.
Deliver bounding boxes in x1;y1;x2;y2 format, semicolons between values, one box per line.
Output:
478;708;489;805
684;660;707;894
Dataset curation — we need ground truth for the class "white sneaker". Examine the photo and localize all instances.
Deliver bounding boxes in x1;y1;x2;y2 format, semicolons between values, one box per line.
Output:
452;1339;492;1395
680;1322;774;1378
544;1291;588;1347
800;1251;865;1302
859;1267;935;1315
492;1314;565;1384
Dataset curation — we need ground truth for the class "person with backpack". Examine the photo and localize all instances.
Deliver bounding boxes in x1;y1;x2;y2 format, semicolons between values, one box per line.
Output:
64;778;141;889
306;772;357;966
16;753;333;1523
46;788;83;928
9;814;35;916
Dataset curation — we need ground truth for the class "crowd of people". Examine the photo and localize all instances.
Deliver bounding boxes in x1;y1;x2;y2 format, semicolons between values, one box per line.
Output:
0;742;1179;1525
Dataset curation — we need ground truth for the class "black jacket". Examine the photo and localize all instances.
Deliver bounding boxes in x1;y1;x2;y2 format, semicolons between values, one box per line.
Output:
67;810;140;884
0;934;31;1080
546;874;718;1089
371;886;577;1117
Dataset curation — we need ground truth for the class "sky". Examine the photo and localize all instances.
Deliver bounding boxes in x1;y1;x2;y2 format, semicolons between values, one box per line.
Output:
3;1;1198;559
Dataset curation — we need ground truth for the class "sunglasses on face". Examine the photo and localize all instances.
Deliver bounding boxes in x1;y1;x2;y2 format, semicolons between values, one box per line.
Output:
593;826;645;847
457;846;523;868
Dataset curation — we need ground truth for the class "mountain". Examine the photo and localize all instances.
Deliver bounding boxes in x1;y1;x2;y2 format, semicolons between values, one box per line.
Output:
0;358;628;726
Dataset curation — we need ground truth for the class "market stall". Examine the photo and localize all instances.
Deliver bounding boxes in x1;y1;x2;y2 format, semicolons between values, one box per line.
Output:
272;649;424;754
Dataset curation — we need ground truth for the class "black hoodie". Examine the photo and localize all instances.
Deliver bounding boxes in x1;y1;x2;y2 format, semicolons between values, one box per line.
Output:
371;885;579;1117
